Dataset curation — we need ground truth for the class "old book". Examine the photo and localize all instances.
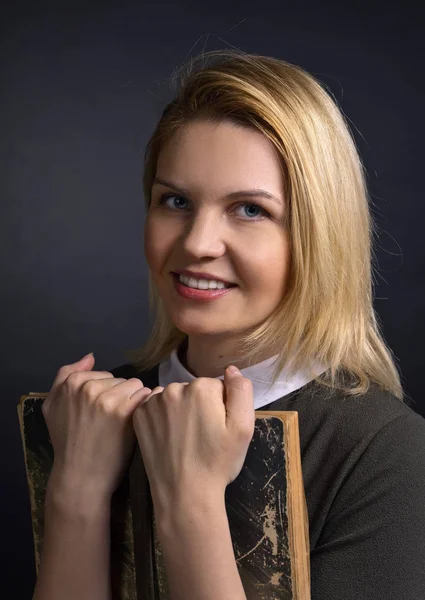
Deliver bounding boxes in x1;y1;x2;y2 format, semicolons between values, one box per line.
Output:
18;393;310;599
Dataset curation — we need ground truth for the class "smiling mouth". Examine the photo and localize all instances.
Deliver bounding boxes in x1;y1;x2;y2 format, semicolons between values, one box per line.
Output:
172;273;237;288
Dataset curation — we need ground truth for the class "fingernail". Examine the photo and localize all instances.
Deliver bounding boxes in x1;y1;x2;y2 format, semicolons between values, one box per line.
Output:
227;365;240;374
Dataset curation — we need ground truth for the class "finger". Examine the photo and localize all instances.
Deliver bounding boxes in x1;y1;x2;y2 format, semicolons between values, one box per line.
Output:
121;385;154;413
223;367;255;435
132;388;163;424
51;369;114;393
66;374;149;397
145;386;164;398
79;382;153;420
94;378;151;412
134;386;164;406
51;353;100;389
133;389;153;407
45;372;119;413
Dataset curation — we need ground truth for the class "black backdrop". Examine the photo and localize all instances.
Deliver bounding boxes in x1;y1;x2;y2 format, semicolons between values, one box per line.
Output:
1;0;424;596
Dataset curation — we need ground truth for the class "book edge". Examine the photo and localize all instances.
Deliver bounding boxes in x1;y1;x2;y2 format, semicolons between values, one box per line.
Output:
17;397;43;576
284;412;311;600
256;411;311;599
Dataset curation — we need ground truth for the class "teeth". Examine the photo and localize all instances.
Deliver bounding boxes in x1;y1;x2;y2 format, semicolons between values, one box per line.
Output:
179;274;229;289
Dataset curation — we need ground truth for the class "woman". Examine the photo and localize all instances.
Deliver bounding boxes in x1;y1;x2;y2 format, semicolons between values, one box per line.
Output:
35;50;425;599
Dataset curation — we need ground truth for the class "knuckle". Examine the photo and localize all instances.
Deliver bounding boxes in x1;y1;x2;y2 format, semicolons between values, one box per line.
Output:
115;401;130;419
237;378;253;392
213;379;225;391
191;377;208;388
165;382;180;392
189;378;209;395
65;371;80;386
127;377;143;387
97;394;117;415
164;382;182;399
147;386;163;402
190;378;219;401
81;379;100;401
57;364;71;376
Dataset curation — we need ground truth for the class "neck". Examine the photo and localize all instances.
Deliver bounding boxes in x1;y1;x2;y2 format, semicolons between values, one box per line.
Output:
178;336;278;378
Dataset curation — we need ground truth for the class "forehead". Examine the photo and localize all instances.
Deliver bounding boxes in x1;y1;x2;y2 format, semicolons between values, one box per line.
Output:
155;120;285;196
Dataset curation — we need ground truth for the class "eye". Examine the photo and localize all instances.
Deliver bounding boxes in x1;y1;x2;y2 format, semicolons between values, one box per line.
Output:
154;193;271;220
155;193;189;210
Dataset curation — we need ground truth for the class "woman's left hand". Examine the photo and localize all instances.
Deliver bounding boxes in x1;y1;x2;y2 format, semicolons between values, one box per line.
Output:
132;366;255;512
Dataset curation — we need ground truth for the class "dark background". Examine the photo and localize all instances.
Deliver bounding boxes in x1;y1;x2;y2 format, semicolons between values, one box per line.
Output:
1;0;424;596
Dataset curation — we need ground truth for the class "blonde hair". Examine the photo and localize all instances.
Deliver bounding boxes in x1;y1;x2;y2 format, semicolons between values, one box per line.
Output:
125;49;407;402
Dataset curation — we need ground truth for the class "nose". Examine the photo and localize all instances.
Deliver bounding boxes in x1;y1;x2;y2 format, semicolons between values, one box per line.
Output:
180;211;227;259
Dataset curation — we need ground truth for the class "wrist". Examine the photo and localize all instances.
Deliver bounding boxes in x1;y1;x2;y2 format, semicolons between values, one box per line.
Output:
46;468;112;519
153;492;246;600
155;486;227;539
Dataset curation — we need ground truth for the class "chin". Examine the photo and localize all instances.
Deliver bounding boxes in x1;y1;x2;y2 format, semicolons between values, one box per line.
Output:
169;315;236;337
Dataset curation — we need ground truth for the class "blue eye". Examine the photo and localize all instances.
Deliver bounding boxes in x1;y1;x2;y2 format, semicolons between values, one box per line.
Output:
155;193;188;210
154;193;271;220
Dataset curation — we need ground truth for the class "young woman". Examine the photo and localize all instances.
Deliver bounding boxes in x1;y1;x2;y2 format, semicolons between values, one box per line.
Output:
35;50;425;600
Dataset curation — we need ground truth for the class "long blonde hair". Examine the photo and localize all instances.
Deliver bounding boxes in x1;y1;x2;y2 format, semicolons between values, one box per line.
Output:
125;49;406;402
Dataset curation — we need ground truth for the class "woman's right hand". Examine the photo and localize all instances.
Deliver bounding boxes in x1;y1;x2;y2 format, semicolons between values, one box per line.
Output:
42;352;152;500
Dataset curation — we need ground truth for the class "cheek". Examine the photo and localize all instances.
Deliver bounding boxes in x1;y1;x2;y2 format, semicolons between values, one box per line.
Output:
243;234;290;290
271;242;291;295
144;224;158;265
144;217;175;268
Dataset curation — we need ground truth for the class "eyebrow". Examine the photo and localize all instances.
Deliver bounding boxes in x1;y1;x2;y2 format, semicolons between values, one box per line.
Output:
153;177;283;206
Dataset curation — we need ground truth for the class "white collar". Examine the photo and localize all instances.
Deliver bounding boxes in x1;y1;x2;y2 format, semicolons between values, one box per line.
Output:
159;348;328;410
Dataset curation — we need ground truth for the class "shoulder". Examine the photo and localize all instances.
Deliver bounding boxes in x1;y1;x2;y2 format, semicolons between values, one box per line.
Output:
284;378;425;548
301;384;425;598
287;376;425;452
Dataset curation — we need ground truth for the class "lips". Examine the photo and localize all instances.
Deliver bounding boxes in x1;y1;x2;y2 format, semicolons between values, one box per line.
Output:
172;272;236;300
173;272;237;287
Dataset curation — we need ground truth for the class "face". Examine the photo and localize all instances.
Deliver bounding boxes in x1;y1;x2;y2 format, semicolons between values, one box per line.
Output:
144;119;291;346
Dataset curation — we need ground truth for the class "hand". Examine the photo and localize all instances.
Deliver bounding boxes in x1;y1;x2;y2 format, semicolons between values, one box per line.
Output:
42;352;152;499
132;366;255;512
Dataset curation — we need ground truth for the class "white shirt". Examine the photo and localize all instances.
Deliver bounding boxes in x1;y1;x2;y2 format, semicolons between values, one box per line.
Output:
159;348;328;410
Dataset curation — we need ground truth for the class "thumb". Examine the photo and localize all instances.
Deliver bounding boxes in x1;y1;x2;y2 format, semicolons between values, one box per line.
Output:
74;351;95;368
224;366;255;436
53;352;96;388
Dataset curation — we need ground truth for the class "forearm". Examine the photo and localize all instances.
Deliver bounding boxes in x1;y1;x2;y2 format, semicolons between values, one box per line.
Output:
156;492;247;600
33;471;112;600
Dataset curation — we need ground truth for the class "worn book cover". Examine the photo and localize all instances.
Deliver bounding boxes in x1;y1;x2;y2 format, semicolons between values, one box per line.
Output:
18;393;310;599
